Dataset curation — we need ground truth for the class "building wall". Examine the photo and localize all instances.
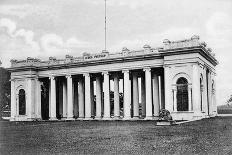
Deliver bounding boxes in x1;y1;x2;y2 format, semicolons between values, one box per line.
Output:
9;51;217;121
163;52;217;120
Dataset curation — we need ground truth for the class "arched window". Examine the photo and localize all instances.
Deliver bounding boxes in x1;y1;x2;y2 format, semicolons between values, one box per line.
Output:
19;89;26;115
176;77;188;111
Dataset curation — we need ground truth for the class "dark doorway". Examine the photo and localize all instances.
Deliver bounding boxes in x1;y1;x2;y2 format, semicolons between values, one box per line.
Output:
19;89;26;115
41;78;49;120
176;77;188;111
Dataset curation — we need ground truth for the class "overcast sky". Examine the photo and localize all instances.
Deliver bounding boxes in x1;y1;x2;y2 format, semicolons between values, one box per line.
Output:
0;0;231;105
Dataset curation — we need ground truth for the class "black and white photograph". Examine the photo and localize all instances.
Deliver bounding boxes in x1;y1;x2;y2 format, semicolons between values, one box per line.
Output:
0;0;232;154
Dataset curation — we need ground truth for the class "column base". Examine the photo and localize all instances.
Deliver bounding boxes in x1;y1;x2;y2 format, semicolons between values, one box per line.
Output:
193;111;203;119
83;117;93;120
113;116;121;120
144;116;154;120
61;117;67;120
49;117;58;121
26;118;35;121
102;117;112;120
94;116;102;120
153;116;159;120
35;118;42;121
122;116;131;120
66;117;75;121
10;117;15;121
76;117;84;120
131;116;140;120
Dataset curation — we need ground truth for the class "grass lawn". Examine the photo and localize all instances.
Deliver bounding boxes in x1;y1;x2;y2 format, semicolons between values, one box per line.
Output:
0;117;232;154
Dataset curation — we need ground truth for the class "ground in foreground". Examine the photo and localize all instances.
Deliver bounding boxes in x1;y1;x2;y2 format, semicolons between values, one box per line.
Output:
0;117;232;154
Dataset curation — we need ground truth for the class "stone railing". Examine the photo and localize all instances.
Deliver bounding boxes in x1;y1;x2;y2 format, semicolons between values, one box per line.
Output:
162;35;216;58
10;35;216;67
163;35;204;50
10;46;160;67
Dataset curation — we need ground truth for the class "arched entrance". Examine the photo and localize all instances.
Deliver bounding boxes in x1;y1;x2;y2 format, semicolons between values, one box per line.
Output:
18;89;26;115
176;77;188;111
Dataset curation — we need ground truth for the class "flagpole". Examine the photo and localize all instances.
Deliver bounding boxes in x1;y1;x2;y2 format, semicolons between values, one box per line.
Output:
104;0;107;51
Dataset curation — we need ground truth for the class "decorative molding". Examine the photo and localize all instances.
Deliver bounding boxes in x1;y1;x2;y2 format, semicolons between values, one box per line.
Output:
65;74;72;79
83;73;90;77
172;72;192;84
49;75;55;80
143;67;151;72
102;71;109;75
122;69;130;74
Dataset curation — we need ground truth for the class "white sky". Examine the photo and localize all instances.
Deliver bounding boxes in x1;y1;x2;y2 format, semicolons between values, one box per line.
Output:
0;0;231;105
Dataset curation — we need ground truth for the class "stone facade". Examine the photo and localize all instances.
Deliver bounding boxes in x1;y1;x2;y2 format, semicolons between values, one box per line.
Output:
8;35;218;121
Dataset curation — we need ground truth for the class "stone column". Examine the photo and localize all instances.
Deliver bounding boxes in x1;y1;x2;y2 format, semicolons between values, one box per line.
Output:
27;78;36;120
123;70;131;119
141;75;146;117
49;79;51;117
132;73;139;118
95;76;102;119
78;77;85;118
84;73;92;119
203;68;208;114
114;74;120;118
192;64;201;117
152;73;160;118
173;88;177;111
26;78;32;119
10;79;16;121
164;66;172;112
213;76;217;115
62;80;67;118
90;78;95;117
103;72;110;119
66;75;74;120
188;86;192;111
144;68;153;119
207;71;212;115
49;76;57;120
36;79;41;119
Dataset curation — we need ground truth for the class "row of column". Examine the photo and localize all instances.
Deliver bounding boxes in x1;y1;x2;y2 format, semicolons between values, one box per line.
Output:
48;68;161;120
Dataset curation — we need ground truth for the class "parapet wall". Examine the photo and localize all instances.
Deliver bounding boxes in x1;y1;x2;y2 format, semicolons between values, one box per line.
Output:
10;35;217;68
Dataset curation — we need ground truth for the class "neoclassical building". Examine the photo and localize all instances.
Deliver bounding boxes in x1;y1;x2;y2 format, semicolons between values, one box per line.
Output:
8;36;218;121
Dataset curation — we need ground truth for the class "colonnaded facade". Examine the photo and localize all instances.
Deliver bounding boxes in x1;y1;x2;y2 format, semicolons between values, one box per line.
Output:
8;35;218;121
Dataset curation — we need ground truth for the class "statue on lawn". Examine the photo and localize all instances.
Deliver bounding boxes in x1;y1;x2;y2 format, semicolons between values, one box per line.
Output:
159;109;173;121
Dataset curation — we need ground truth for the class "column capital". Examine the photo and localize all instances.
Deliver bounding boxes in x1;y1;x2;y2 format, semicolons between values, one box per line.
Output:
83;73;90;77
192;62;200;68
65;74;72;79
172;88;177;91
164;65;171;69
49;75;56;80
102;71;109;75
34;76;39;80
143;67;151;72
122;69;130;74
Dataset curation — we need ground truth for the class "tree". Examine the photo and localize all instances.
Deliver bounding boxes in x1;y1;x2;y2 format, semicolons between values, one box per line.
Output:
0;67;11;119
226;95;232;105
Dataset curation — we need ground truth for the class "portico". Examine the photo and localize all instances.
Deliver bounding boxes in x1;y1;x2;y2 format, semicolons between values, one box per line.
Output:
8;36;218;121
